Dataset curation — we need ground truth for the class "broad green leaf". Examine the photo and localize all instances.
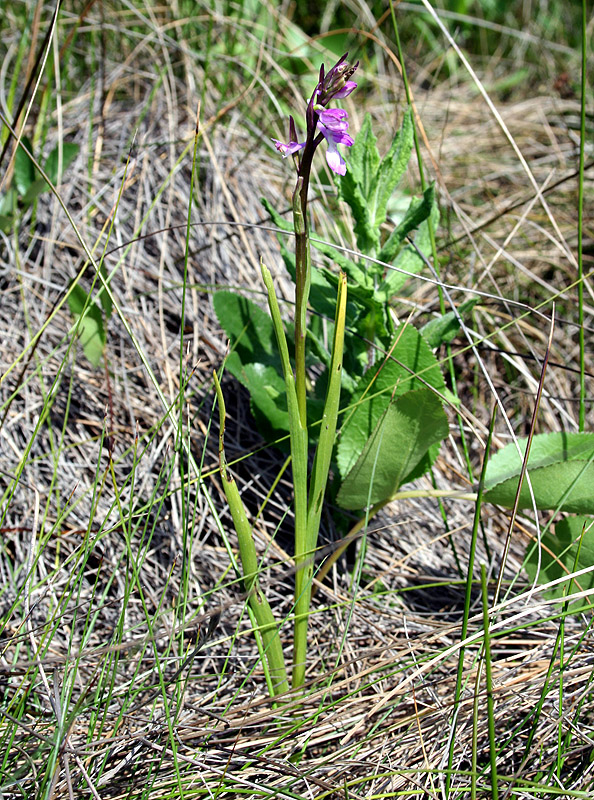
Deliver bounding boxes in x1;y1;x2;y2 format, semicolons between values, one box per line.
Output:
377;184;435;267
369;109;414;233
525;516;594;613
227;357;289;434
22;178;51;205
213;291;278;366
337;388;448;509
421;298;479;349
43;142;79;185
378;202;439;298
97;264;113;320
14;136;35;197
337;323;447;478
0;188;17;232
484;432;594;514
68;283;106;368
0;214;15;234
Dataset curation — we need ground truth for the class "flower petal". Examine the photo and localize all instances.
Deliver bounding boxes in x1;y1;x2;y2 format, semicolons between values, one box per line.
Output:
332;81;357;99
271;138;306;157
324;138;347;175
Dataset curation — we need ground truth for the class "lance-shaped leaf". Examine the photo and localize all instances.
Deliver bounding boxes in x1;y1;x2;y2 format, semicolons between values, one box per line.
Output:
368;109;414;234
337;323;447;479
421;298;479;349
337;388;448;510
376;184;435;269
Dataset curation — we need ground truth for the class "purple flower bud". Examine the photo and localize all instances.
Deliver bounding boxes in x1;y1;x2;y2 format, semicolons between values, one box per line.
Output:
331;81;357;99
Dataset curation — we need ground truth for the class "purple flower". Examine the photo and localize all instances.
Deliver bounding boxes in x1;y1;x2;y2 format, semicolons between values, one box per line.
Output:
272;107;354;175
272;54;358;175
331;80;357;99
316;108;354;175
272;139;306;158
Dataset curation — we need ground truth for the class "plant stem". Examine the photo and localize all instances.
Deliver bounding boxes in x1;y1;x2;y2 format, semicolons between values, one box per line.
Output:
213;371;289;696
260;263;309;690
293;174;311;428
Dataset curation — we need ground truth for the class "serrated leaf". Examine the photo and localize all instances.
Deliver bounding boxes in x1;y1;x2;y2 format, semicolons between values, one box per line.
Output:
421;298;479;349
337;323;447;479
337;388;448;509
337;114;378;253
378;201;439;298
525;516;594;613
44;142;79;185
368;109;414;232
484;432;594;514
344;114;380;200
14;136;36;197
312;239;369;287
377;184;435;266
68;283;106;367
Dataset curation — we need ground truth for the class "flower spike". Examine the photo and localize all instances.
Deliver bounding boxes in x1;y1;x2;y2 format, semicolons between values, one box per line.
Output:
272;53;358;175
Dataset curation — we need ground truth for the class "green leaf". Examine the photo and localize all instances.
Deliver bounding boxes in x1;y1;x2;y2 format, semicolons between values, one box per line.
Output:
312;239;369;287
44;142;79;185
344;114;380;201
369;109;414;233
421;298;479;349
14;136;36;197
21;178;51;205
68;283;106;368
226;356;289;435
213;291;278;367
525;516;594;613
484;432;594;514
97;264;113;320
0;188;17;233
337;323;447;479
377;201;439;298
338;115;377;253
337;388;448;509
377;184;435;266
260;197;293;233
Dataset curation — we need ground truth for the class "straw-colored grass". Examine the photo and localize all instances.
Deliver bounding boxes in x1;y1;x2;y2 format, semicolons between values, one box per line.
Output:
1;1;592;798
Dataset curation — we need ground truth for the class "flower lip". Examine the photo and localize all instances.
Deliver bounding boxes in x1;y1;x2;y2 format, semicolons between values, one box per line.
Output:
271;138;306;157
316;108;349;131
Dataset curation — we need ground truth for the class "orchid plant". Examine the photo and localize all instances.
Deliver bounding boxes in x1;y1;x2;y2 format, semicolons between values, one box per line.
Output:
213;54;594;698
213;53;455;695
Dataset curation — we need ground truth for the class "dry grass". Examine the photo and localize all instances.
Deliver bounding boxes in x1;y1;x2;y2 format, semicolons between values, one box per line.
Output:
1;2;593;798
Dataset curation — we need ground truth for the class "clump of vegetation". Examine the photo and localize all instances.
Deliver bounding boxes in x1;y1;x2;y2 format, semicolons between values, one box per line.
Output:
0;1;591;798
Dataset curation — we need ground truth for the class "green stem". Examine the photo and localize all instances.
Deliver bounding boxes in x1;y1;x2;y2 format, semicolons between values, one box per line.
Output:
260;262;309;689
291;271;347;689
577;0;586;430
213;371;289;696
293;175;311;428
